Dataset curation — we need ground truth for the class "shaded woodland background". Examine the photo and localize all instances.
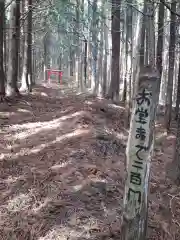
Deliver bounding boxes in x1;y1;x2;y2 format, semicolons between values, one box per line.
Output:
1;0;180;239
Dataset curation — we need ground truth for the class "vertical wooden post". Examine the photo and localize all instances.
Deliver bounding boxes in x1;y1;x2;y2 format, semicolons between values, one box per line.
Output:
121;66;159;240
48;70;51;84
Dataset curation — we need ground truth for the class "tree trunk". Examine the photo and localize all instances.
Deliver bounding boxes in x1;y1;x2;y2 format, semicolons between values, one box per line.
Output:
125;0;133;126
3;12;7;79
108;0;121;102
0;1;5;99
79;0;85;91
175;61;180;120
84;39;87;87
75;0;81;88
172;109;180;183
139;3;146;67
15;0;21;89
87;0;91;88
6;0;20;97
20;0;29;91
27;0;33;90
156;2;164;93
165;1;176;131
69;46;74;77
32;47;36;83
168;61;180;182
58;53;62;83
97;4;104;97
91;0;98;93
122;10;127;103
44;31;51;82
19;0;25;81
121;66;159;240
102;5;108;97
147;0;155;66
131;10;142;99
123;0;133;106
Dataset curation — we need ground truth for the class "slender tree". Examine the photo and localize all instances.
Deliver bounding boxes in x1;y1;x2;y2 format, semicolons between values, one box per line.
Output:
20;0;33;92
175;60;180;119
6;0;20;97
165;1;177;130
27;0;33;89
102;2;108;97
0;0;5;100
108;0;121;101
156;1;164;92
91;0;98;93
20;0;29;91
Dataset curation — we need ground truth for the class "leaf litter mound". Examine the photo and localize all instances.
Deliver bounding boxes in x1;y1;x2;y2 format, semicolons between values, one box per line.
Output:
0;84;180;240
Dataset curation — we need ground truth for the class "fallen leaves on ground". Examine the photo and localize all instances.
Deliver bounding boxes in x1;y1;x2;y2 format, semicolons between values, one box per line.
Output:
0;83;179;240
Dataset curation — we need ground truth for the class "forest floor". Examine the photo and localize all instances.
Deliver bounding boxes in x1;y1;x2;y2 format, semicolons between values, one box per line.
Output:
0;80;180;240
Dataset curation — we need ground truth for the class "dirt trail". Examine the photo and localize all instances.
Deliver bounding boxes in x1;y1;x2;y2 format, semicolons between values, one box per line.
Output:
0;83;179;240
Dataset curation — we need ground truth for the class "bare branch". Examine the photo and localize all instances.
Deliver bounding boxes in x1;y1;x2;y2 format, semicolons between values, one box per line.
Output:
5;0;14;9
160;0;180;18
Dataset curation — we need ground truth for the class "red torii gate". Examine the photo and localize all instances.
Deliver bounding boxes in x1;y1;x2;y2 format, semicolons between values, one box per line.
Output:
45;69;63;84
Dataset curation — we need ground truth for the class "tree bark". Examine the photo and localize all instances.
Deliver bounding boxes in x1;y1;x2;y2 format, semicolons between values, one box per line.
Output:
165;1;176;131
27;0;33;90
108;0;121;102
84;39;87;86
175;61;180;120
102;5;108;97
3;10;7;80
173;109;180;183
97;5;104;96
156;2;164;93
6;0;20;97
19;0;25;81
75;0;81;88
139;3;146;67
0;1;5;99
20;0;29;91
58;53;62;83
91;0;98;93
69;46;74;77
44;31;51;82
168;62;180;182
126;0;133;126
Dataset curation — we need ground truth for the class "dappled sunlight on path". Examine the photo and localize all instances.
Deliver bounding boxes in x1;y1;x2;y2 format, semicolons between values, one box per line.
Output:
0;84;179;239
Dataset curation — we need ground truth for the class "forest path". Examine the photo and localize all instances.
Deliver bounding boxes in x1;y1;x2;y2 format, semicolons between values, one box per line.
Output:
0;83;179;240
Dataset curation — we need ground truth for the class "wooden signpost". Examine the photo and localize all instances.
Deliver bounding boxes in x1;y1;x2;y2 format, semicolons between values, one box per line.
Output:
122;66;159;240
